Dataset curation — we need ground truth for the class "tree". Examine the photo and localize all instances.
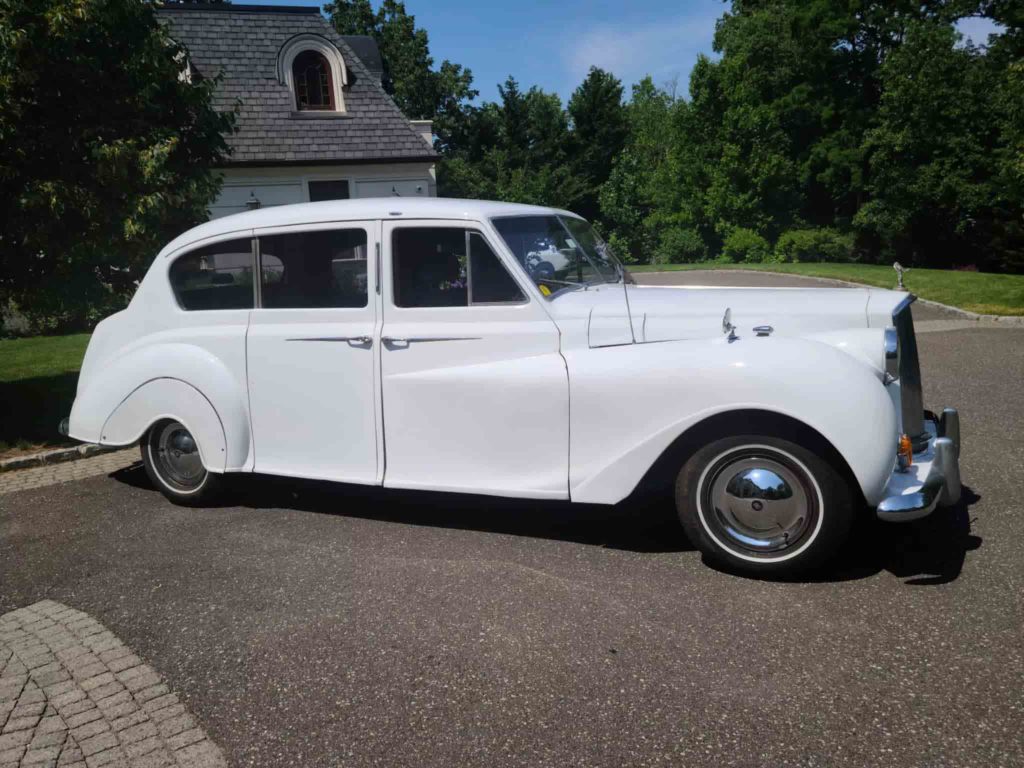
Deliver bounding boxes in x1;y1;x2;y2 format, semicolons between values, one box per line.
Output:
567;67;629;221
439;77;585;209
326;0;476;147
0;0;234;333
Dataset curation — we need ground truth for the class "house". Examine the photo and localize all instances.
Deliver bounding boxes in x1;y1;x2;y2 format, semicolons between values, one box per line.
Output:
157;3;438;219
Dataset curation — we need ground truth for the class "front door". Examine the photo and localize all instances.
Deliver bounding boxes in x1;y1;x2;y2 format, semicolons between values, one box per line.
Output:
380;220;569;499
246;221;380;483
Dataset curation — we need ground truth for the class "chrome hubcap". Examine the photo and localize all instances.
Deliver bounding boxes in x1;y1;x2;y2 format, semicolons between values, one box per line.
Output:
153;422;204;490
704;452;816;555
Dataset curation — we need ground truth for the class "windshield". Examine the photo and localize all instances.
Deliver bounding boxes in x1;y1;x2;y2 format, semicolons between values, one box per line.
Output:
491;215;623;298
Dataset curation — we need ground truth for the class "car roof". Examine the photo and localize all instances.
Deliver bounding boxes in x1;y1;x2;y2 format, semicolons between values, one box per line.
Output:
157;197;580;258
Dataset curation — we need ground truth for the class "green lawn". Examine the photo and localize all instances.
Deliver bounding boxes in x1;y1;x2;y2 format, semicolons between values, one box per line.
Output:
628;262;1024;316
0;333;90;456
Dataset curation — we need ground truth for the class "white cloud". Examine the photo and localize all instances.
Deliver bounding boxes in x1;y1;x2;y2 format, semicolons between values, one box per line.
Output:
563;12;719;96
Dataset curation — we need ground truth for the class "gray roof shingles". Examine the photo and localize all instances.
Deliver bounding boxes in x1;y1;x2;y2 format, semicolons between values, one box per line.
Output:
157;5;437;166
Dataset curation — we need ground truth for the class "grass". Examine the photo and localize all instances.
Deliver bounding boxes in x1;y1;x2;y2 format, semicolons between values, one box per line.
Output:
0;333;90;457
627;262;1024;316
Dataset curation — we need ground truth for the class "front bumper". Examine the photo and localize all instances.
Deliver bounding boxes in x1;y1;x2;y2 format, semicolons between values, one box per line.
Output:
876;408;962;522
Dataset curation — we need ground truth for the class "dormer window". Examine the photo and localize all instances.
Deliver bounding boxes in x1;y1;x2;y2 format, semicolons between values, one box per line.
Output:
278;34;348;115
293;50;334;111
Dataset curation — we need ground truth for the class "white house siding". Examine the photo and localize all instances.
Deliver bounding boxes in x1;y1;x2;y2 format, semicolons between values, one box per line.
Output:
210;162;437;219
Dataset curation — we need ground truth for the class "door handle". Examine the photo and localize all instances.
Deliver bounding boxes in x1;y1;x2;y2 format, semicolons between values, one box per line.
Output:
381;336;409;346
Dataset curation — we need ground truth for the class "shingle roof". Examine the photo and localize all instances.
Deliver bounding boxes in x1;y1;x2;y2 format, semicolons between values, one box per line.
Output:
156;4;437;166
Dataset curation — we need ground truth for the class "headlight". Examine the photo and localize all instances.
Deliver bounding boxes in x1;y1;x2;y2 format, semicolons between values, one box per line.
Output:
884;327;899;381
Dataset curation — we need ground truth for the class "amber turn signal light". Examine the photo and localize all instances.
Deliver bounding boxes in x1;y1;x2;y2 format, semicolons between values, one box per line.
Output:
898;433;913;469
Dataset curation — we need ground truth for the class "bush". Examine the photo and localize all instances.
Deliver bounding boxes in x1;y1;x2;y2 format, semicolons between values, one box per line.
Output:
655;227;707;263
721;228;773;263
775;228;855;263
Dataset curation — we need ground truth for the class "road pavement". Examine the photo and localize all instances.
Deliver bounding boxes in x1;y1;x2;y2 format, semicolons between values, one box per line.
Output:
1;272;1021;767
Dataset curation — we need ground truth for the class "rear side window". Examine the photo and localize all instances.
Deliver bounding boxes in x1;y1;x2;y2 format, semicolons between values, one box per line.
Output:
392;228;525;308
170;239;254;311
259;229;368;309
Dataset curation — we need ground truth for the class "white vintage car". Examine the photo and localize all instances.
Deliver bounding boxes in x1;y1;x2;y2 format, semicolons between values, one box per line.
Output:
64;198;962;574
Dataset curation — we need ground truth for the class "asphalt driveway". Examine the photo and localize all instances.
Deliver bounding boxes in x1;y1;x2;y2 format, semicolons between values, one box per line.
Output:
1;272;1021;767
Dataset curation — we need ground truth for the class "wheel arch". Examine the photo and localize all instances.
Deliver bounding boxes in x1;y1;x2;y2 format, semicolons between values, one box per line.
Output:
631;409;866;509
101;378;228;473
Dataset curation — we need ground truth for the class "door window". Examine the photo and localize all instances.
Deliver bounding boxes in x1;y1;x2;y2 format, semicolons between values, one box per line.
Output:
259;229;368;308
169;239;255;311
392;228;525;308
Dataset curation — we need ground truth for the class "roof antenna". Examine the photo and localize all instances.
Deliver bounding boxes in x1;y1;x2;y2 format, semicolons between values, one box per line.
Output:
391;185;401;196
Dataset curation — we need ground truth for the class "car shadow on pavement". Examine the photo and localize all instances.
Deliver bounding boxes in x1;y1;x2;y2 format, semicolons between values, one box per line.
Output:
811;486;983;585
112;466;981;582
112;464;693;554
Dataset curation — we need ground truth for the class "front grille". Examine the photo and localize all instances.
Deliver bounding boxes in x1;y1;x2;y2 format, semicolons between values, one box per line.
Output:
893;296;929;451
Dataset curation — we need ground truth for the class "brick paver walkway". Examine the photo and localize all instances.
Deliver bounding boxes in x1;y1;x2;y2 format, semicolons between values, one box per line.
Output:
0;601;225;768
0;451;138;497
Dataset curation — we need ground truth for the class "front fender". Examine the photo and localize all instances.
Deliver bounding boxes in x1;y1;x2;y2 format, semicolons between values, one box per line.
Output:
68;342;251;470
566;336;898;506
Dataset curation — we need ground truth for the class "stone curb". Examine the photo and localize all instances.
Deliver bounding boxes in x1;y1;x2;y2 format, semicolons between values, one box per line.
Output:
0;443;121;474
636;269;1024;325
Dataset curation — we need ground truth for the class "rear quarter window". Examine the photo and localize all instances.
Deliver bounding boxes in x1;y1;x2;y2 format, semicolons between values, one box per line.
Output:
169;239;255;310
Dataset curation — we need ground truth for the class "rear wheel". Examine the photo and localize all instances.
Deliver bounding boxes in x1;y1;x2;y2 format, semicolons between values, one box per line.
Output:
675;435;853;576
141;419;221;506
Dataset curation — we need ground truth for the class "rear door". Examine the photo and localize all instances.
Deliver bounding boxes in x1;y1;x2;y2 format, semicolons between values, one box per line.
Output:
379;220;569;499
246;221;381;483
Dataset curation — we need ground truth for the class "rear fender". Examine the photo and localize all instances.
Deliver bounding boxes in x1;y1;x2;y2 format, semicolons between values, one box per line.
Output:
68;342;250;470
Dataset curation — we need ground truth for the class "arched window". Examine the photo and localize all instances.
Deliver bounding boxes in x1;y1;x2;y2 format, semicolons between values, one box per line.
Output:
293;50;334;111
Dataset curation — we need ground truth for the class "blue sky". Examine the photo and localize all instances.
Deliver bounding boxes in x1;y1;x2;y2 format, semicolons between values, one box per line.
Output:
243;0;1003;104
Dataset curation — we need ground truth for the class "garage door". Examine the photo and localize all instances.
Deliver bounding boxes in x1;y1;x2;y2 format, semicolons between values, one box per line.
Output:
210;182;304;219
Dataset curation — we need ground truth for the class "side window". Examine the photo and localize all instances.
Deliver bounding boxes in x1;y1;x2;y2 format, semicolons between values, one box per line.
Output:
392;228;524;308
259;229;368;309
169;239;254;311
468;232;526;304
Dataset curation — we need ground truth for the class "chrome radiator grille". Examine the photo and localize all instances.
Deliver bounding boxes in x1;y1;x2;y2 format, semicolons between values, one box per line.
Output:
894;296;928;451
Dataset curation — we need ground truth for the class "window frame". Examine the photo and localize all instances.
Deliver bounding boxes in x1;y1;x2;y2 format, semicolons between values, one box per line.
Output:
292;49;335;112
388;224;531;310
251;221;376;311
277;35;348;114
167;236;260;312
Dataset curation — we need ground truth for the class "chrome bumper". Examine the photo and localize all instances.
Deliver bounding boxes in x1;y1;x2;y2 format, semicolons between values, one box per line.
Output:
876;408;962;522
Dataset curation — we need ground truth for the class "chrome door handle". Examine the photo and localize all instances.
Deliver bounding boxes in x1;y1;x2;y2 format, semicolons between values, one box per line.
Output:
347;335;373;345
381;336;408;345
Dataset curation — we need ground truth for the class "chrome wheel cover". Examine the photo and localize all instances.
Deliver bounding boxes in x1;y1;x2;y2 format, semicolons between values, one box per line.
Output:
701;449;818;557
150;422;205;492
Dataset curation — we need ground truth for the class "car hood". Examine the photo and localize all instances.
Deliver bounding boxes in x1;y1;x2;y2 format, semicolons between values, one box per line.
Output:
624;284;907;341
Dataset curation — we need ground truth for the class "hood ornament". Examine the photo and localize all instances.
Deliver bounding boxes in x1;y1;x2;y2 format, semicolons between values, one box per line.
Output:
722;308;738;343
893;261;909;290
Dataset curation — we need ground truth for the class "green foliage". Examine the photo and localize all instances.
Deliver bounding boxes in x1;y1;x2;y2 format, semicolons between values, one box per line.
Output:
598;1;1024;271
326;0;476;147
567;67;629;221
721;228;773;263
655;227;707;264
775;228;855;263
0;0;234;333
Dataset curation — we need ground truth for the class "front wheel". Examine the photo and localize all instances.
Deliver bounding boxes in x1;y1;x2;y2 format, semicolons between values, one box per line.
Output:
141;419;221;506
675;435;853;576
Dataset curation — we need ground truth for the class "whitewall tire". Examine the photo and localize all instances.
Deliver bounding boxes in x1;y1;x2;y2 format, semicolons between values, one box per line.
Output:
141;419;222;506
675;435;853;575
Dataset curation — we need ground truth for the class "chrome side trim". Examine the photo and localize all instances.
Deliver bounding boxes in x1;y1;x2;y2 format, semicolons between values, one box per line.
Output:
287;336;372;345
382;336;481;345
